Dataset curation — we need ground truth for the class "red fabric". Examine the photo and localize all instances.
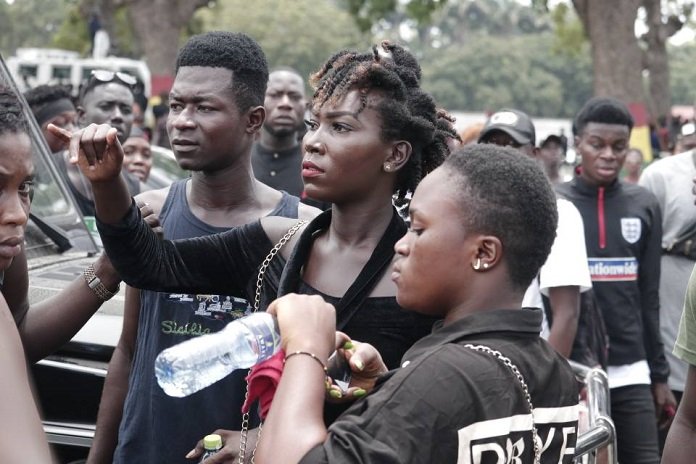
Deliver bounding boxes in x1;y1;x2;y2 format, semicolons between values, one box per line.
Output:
241;350;285;419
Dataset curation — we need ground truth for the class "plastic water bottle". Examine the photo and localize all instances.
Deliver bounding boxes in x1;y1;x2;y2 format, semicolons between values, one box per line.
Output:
155;312;280;397
200;433;223;462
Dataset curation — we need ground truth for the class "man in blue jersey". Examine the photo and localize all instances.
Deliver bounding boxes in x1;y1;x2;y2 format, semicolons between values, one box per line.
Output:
87;32;318;464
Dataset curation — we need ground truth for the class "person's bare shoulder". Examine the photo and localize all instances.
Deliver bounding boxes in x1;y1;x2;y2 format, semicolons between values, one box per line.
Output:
259;216;308;259
298;203;322;221
134;185;171;215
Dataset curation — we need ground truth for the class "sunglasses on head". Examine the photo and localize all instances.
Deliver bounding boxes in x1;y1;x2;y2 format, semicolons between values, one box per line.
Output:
90;70;137;87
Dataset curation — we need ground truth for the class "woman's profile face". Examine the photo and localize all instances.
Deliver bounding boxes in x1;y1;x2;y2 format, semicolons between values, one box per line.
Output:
0;131;33;271
392;167;475;316
301;89;395;203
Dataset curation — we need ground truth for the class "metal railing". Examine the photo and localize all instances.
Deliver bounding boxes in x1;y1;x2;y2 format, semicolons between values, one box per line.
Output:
569;360;617;464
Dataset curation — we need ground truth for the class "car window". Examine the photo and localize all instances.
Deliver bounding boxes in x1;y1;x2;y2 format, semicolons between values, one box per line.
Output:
0;53;98;257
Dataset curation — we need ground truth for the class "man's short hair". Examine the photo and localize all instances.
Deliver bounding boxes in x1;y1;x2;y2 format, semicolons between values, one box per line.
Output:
175;31;269;111
24;84;76;126
443;144;558;291
573;97;634;136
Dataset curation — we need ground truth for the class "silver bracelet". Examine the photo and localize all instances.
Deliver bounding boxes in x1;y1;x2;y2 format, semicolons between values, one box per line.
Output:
83;264;119;301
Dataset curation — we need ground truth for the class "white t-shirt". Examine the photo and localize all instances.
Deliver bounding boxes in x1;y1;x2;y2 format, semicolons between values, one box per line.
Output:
523;198;592;337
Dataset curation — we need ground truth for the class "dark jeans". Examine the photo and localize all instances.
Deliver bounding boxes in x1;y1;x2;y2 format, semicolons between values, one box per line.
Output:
611;384;659;464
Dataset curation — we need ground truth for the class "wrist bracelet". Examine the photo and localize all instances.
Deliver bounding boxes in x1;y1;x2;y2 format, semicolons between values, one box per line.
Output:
83;264;120;301
284;351;329;374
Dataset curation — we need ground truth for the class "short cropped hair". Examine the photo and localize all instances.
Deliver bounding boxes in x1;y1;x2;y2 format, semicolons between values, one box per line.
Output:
25;84;72;110
443;144;558;290
0;86;28;137
310;41;459;202
175;31;269;111
573;97;634;136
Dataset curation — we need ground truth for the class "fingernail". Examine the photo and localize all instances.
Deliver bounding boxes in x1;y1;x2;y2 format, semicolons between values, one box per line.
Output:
353;388;366;398
354;359;364;371
343;341;354;350
185;449;195;458
329;389;342;399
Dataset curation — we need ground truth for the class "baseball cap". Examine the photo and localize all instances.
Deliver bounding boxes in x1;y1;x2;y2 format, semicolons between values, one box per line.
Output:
478;109;536;146
681;122;695;137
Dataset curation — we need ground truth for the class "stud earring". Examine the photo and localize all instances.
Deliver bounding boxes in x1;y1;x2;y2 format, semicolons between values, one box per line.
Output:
483;262;489;269
384;163;393;172
472;258;482;270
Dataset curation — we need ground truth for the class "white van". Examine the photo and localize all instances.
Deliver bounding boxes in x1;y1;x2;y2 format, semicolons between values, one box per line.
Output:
6;47;151;98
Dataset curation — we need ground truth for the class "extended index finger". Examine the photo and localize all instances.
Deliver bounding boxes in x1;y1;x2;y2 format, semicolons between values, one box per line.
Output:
46;123;73;142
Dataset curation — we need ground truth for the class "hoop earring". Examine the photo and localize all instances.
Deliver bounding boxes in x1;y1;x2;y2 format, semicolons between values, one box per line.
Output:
472;258;482;270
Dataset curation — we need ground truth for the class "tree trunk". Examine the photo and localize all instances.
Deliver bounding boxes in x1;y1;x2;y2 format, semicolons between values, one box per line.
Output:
572;0;645;104
126;0;209;77
642;0;682;122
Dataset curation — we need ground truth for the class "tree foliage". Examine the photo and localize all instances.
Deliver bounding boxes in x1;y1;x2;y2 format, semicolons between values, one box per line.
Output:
420;33;593;117
669;43;696;106
3;0;695;116
0;0;76;56
341;0;448;32
195;0;369;85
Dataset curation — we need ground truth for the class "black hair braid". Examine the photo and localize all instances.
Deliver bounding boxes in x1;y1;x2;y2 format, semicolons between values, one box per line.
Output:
0;87;27;137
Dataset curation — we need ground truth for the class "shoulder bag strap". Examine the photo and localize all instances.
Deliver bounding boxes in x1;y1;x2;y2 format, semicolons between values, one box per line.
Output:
253;220;308;312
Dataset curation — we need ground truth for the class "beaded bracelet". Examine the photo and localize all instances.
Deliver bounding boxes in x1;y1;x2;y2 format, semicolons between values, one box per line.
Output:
284;351;329;374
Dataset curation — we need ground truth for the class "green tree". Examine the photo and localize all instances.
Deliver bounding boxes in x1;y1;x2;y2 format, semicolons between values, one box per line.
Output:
420;33;592;118
669;43;696;106
0;0;75;56
196;0;369;84
342;0;447;32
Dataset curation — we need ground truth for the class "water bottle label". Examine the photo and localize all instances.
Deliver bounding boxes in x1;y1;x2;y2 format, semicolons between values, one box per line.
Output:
254;316;279;359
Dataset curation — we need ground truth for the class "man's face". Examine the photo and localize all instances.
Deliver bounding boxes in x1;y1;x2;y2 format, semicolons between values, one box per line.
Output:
539;140;563;172
263;71;306;138
480;130;535;158
623;150;642;177
575;122;630;186
79;82;134;143
167;66;253;172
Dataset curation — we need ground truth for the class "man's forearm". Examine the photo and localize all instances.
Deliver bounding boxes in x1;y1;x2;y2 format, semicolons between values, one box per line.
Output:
92;175;134;225
87;345;132;464
546;286;580;358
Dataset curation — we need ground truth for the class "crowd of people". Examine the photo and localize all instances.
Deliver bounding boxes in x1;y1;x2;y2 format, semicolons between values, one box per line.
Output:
2;29;696;463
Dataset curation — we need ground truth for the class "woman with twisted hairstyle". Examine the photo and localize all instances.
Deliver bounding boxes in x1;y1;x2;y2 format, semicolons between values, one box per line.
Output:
51;41;457;459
